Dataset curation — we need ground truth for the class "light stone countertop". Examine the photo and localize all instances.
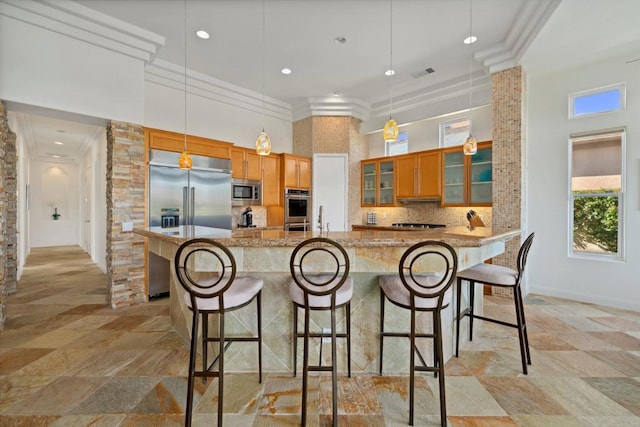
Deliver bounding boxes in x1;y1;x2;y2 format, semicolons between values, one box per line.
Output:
134;225;520;248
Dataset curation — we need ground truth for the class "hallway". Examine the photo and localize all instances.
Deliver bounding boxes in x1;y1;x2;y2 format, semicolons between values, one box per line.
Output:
1;246;639;426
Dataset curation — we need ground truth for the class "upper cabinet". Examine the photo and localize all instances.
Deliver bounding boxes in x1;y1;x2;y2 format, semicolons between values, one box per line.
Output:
395;150;441;200
261;153;281;206
231;147;261;180
441;141;492;207
361;158;395;207
145;127;232;159
281;154;311;189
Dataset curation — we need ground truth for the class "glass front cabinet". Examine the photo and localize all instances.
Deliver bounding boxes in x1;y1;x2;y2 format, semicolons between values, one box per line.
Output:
361;159;395;207
442;141;492;206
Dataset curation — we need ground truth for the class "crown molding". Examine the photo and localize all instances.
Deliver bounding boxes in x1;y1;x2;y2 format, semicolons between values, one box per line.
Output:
291;97;371;122
145;59;292;123
0;0;164;63
475;0;561;73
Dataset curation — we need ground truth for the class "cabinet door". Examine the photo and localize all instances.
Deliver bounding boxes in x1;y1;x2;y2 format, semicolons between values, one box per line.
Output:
361;161;377;206
298;157;311;189
262;154;280;206
282;156;299;188
230;147;246;179
469;145;492;205
378;160;395;205
416;151;441;198
442;150;465;206
245;150;262;181
396;155;416;198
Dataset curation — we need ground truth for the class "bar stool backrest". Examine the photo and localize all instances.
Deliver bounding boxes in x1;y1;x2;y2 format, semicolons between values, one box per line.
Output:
289;237;350;306
399;240;458;309
516;233;536;285
174;238;237;311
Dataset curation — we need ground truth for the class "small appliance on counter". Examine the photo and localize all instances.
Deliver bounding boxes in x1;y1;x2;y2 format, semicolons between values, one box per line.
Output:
239;207;255;228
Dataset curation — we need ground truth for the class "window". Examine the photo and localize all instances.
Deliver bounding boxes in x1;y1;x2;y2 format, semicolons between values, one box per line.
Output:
569;83;625;118
386;131;408;156
569;130;624;259
440;118;471;147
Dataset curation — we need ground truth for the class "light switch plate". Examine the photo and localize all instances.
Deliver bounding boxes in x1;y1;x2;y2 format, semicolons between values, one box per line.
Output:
122;221;134;232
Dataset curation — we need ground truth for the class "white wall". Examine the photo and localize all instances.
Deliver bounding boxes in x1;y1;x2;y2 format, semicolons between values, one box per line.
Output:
92;135;108;273
527;55;640;311
143;80;293;152
368;105;492;158
29;161;81;247
0;15;145;125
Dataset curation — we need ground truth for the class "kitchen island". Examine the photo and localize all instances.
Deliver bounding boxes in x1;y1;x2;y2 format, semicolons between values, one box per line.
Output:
135;225;520;374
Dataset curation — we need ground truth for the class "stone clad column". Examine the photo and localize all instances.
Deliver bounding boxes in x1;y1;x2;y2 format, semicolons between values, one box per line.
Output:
0;101;18;329
106;121;146;307
292;116;368;228
491;66;526;283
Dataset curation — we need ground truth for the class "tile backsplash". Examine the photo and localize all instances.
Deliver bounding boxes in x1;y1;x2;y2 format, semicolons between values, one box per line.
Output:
361;204;492;228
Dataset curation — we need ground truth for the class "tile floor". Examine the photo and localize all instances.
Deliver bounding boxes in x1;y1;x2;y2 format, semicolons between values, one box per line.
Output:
1;246;639;426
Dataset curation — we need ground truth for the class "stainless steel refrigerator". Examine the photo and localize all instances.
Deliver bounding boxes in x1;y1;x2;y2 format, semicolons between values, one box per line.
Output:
148;149;232;297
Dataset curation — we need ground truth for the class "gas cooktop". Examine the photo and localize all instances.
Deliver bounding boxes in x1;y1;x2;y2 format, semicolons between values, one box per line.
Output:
391;223;446;229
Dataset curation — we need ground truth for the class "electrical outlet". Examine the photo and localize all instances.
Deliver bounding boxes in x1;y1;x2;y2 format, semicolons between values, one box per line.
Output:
322;327;331;343
122;221;133;232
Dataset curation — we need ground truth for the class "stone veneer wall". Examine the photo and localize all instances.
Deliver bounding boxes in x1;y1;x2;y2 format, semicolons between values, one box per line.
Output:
106;121;146;308
292;116;369;228
491;66;525;296
0;101;18;330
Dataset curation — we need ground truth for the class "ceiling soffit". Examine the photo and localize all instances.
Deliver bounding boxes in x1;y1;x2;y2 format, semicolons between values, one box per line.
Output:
2;0;558;124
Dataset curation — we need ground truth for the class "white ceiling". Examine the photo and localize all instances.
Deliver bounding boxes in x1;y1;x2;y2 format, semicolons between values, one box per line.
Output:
7;0;640;164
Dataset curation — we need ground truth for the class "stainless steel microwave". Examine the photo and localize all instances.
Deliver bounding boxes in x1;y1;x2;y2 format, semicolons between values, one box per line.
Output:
232;179;261;206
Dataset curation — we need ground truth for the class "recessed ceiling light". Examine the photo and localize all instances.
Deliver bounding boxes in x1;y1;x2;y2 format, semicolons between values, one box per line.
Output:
196;30;210;39
384;69;395;76
281;68;292;75
463;35;478;44
334;36;347;44
332;91;341;97
54;141;64;145
52;155;61;158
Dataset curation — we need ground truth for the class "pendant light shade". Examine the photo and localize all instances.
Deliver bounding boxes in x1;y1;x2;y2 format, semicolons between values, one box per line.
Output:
382;0;398;144
256;0;271;156
256;130;271;156
463;135;478;155
179;150;192;169
464;0;477;156
383;118;399;143
179;0;192;169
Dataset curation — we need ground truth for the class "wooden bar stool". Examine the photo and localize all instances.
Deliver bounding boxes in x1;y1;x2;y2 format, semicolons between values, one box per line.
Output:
455;232;535;374
379;240;458;427
289;237;352;427
173;238;263;426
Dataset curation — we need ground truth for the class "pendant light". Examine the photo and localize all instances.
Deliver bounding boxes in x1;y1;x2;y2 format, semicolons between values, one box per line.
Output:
462;0;478;156
382;0;399;144
179;0;192;169
256;0;272;156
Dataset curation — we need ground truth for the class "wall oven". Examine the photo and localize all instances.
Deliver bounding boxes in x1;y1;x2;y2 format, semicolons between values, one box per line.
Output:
232;179;261;206
284;188;311;231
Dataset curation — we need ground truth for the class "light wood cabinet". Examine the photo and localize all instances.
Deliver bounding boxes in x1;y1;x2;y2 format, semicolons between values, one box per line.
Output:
441;141;492;207
145;127;232;159
261;153;281;206
281;154;311;189
395;150;441;200
361;158;395;206
231;147;261;180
